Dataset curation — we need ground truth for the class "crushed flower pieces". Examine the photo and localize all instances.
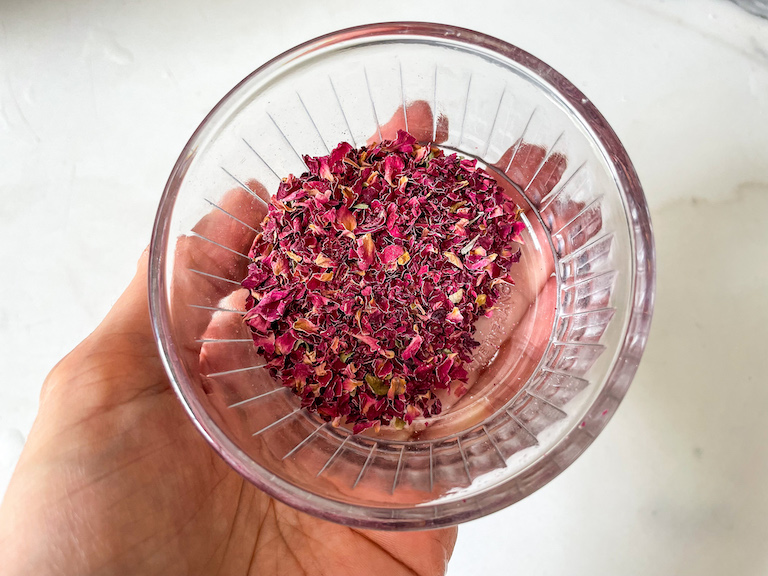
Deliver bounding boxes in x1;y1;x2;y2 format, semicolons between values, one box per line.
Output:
242;129;524;433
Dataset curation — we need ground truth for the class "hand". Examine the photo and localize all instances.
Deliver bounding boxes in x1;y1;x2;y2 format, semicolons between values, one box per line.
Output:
0;99;593;576
377;103;578;434
0;109;457;576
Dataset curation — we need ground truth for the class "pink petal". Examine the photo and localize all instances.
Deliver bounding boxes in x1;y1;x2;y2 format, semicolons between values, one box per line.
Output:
401;334;423;361
381;244;405;264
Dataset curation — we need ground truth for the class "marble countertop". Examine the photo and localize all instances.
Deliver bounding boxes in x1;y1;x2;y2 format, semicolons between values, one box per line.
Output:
1;0;767;573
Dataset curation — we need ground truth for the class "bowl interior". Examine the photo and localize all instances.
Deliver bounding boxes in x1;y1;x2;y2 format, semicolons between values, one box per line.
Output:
150;23;650;529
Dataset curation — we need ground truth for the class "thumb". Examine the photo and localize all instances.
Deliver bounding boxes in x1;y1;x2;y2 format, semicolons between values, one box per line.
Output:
95;248;154;341
40;248;166;409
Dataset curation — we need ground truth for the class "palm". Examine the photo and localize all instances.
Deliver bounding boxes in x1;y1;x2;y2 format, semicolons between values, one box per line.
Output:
0;104;460;576
0;102;570;575
0;257;454;575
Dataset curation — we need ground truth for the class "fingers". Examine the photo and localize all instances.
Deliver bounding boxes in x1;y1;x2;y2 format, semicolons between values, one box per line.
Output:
369;100;449;145
525;151;567;206
98;181;270;345
356;526;458;576
494;143;567;205
171;181;270;355
426;140;565;417
360;106;573;430
66;181;269;402
415;276;558;439
185;179;269;293
197;296;276;416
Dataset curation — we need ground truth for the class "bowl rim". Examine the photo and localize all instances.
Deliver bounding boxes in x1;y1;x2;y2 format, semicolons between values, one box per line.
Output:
149;21;656;530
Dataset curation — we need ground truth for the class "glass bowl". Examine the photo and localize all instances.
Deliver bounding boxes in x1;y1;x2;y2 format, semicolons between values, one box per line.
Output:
149;22;655;529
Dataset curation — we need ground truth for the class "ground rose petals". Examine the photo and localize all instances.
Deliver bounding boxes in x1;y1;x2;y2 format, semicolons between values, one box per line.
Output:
242;130;522;431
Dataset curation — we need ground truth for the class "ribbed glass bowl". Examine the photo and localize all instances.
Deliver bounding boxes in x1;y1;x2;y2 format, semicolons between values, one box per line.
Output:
149;22;655;530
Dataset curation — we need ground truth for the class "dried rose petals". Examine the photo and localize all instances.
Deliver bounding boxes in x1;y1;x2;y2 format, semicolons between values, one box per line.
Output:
243;129;524;433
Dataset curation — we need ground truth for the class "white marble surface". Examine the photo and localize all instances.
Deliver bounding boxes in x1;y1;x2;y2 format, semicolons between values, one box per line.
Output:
1;0;767;573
